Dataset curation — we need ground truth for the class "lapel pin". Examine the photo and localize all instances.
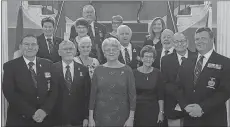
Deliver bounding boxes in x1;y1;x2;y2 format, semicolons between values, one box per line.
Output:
133;49;136;53
80;72;83;76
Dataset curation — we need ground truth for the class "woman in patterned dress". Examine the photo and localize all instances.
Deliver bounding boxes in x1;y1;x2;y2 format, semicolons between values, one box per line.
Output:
88;37;136;127
74;36;99;79
133;45;164;126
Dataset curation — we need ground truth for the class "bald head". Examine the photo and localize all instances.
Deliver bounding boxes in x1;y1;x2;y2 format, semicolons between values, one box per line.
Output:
173;32;188;53
161;29;174;50
117;25;132;46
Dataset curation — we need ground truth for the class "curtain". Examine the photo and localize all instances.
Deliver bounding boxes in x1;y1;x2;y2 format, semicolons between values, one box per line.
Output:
216;1;230;126
2;1;9;126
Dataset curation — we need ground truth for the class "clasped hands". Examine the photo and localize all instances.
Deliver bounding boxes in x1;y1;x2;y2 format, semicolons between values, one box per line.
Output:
32;109;47;123
184;104;204;118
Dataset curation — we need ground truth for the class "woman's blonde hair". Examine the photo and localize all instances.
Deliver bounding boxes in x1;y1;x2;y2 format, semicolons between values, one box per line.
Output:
101;37;121;52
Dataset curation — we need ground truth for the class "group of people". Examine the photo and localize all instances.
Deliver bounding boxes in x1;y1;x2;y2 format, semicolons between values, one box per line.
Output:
3;4;230;127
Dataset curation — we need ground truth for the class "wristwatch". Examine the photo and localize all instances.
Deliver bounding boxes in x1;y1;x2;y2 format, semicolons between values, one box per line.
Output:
160;110;164;114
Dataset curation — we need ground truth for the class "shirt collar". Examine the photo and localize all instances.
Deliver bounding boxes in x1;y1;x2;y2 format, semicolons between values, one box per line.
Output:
90;21;94;27
44;35;53;40
62;60;74;69
121;43;132;51
23;56;36;66
162;47;174;53
177;49;188;59
198;49;214;60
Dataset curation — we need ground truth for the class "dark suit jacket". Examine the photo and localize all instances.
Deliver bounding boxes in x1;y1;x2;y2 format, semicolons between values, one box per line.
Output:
37;34;63;63
69;22;106;64
143;35;162;50
177;51;230;126
161;50;196;119
118;43;141;69
51;61;91;126
2;57;57;127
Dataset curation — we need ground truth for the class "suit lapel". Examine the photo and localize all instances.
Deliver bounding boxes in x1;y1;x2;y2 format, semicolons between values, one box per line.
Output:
119;51;125;64
18;57;37;90
72;62;79;86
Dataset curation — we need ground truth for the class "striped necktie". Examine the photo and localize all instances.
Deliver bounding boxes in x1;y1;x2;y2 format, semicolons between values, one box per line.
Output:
28;62;37;88
124;48;130;64
194;56;204;85
65;65;72;90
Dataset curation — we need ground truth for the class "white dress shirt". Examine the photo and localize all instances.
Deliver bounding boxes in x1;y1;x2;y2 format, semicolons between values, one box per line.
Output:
196;49;214;71
90;21;95;37
23;56;37;73
44;35;53;51
62;61;74;81
120;43;132;64
177;50;188;65
161;47;174;59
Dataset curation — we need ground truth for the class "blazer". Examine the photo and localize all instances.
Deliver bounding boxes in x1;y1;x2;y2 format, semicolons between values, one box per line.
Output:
161;50;196;119
177;51;230;126
2;57;57;127
69;22;107;64
37;34;63;63
118;43;141;69
143;35;162;50
51;61;91;126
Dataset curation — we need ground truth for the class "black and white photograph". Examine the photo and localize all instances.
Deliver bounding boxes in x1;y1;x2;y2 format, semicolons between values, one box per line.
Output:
1;0;230;127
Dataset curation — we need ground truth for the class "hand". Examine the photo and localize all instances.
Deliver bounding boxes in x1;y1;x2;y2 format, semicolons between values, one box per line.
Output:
188;104;203;117
185;104;203;117
157;111;164;123
83;119;88;127
32;109;47;123
124;117;134;127
88;118;95;127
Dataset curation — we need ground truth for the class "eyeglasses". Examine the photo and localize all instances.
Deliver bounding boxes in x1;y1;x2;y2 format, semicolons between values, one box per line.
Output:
76;26;87;30
22;43;38;47
174;39;187;44
142;56;154;60
60;48;75;51
104;48;119;53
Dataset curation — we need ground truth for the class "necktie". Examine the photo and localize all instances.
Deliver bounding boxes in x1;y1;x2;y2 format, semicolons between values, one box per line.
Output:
181;56;186;65
124;48;130;64
47;38;53;54
88;25;94;37
65;65;72;90
194;56;204;85
164;50;169;56
28;62;37;88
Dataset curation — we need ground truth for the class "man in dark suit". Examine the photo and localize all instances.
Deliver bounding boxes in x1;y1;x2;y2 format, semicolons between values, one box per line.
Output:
69;5;106;64
2;34;58;127
153;29;174;70
51;40;91;127
37;17;63;63
177;27;230;126
116;25;141;69
161;32;196;127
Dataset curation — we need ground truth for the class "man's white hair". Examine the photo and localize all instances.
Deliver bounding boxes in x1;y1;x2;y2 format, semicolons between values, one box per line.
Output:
82;4;95;14
59;40;76;50
117;25;132;36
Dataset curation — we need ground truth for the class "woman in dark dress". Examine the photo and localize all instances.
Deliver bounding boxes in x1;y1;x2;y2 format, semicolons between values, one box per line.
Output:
133;45;164;126
143;17;166;50
105;15;123;39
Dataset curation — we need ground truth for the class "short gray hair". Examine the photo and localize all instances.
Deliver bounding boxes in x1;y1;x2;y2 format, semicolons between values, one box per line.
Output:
117;25;132;36
59;40;76;50
82;5;95;14
78;36;92;47
102;37;121;52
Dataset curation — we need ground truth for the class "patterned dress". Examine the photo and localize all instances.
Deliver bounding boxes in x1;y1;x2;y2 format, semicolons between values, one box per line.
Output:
89;65;136;126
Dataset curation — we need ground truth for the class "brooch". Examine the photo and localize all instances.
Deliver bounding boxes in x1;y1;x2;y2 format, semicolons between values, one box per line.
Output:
133;49;136;53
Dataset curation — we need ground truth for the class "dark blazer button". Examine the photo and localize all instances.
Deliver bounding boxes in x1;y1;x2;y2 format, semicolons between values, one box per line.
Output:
22;115;25;118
